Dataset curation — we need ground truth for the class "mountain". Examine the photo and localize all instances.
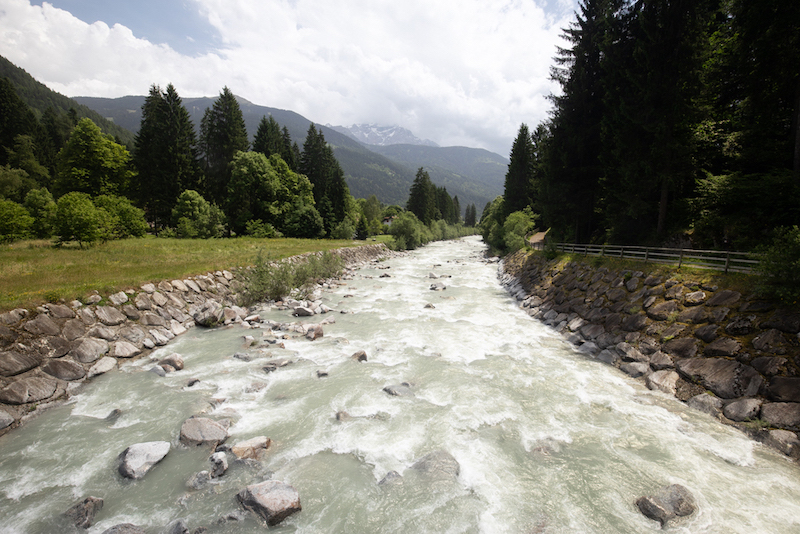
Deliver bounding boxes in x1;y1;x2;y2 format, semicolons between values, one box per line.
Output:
75;94;505;209
370;144;507;207
0;56;135;146
328;123;439;147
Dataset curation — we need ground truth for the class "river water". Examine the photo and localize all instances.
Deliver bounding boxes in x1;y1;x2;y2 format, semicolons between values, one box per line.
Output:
2;236;800;533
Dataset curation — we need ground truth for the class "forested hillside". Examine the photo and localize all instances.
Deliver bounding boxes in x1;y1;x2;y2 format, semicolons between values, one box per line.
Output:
0;57;134;146
74;95;500;208
484;0;800;253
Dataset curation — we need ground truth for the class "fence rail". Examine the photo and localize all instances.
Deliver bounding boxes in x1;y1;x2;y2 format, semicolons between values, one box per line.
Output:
533;242;759;274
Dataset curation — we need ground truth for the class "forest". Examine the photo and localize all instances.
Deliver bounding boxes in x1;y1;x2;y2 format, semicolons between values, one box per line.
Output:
482;0;799;256
0;71;473;250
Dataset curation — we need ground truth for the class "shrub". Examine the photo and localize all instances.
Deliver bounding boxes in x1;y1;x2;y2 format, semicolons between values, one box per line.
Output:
23;188;57;238
94;194;148;238
0;198;34;243
241;251;344;304
245;219;280;238
756;226;800;303
55;192;101;247
172;190;225;238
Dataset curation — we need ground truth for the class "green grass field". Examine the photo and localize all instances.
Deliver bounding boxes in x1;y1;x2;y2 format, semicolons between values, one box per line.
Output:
0;235;392;312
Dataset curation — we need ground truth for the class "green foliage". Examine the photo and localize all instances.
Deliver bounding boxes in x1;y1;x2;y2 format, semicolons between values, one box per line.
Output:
55;118;134;197
0;198;33;242
756;226;800;303
241;250;344;304
94;194;148;238
199;87;249;206
503;208;539;253
133;84;200;229
283;200;325;239
0;164;37;203
331;219;355;240
389;211;429;250
356;215;369;240
244;219;280;238
172;189;225;239
23;188;56;238
55;191;101;247
504;124;536;218
300;124;350;236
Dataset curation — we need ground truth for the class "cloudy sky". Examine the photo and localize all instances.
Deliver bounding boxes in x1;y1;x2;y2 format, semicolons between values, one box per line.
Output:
1;0;578;156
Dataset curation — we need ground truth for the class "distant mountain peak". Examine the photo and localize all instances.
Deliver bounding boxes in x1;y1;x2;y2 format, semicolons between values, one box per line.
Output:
327;123;439;147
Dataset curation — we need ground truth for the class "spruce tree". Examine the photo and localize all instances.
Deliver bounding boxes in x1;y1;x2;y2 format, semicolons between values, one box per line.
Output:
299;124;350;235
406;168;435;225
199;86;249;206
252;115;283;159
133;84;200;229
503;123;535;219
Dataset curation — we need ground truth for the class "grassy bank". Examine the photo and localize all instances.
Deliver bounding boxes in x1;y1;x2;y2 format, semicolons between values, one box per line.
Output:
1;236;391;312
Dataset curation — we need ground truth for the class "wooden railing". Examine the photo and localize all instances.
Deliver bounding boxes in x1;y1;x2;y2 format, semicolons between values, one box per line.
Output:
533;242;759;274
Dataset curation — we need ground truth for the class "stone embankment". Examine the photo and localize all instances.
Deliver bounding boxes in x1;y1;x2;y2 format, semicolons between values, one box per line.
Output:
500;249;800;458
0;243;390;436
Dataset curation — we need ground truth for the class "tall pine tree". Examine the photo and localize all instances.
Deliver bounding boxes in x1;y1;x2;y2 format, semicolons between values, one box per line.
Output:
133;84;200;229
503;123;536;218
199;87;248;206
299;124;350;235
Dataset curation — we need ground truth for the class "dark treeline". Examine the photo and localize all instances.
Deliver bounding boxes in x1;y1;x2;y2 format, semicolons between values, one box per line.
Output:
492;0;799;251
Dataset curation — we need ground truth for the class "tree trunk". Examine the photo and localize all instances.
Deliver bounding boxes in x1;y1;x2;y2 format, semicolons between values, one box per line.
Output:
657;177;669;237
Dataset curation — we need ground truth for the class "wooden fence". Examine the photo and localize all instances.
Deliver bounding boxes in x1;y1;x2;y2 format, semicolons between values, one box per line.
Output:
532;241;759;274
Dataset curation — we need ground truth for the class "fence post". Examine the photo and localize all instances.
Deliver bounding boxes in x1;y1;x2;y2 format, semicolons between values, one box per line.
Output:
601;245;605;257
725;252;730;274
678;249;684;269
645;248;649;263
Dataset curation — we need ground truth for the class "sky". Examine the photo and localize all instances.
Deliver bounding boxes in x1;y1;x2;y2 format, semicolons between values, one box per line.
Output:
0;0;578;156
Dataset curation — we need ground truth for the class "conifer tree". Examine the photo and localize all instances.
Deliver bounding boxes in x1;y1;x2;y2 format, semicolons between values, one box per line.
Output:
133;84;200;229
503;123;536;219
299;124;350;235
252;115;283;159
406;168;436;225
199;87;249;206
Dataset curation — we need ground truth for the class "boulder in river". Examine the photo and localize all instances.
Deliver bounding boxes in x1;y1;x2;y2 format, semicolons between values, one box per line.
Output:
383;383;414;397
231;436;271;460
0;376;58;404
635;484;697;526
64;496;103;528
410;450;460;480
237;480;302;526
180;417;229;446
210;451;228;477
118;441;170;479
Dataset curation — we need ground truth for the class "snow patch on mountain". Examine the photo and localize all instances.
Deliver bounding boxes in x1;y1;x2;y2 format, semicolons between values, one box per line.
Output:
327;123;439;147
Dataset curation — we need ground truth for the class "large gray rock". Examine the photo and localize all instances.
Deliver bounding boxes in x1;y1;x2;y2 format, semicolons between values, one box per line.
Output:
687;393;723;418
621;362;650;378
23;314;61;336
646;370;679;396
722;398;761;421
112;341;140;358
0;377;58;404
706;290;741;307
410;450;460;480
761;403;800;428
87;324;117;341
180;417;228;446
95;306;127;326
621;314;648;332
647;301;679;321
768;377;800;402
764;429;800;457
231;436;271;460
636;484;697;526
663;338;698;359
704;337;742;357
65;496;103;528
71;337;110;363
139;311;166;327
0;350;42;377
41;359;85;381
62;319;86;341
676;358;762;399
237;480;302;526
0;408;14;429
752;329;788;354
193;300;224;327
210;451;228;477
118;441;170;479
159;353;184;371
88;356;117;378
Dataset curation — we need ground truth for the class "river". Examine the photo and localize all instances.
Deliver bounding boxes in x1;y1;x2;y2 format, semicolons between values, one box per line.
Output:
2;236;800;533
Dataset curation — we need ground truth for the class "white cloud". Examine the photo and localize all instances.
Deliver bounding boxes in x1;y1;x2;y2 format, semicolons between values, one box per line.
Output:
0;0;575;155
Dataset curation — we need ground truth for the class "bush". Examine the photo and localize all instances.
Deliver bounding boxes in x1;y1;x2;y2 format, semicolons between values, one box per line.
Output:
23;188;57;238
756;226;800;303
0;198;34;243
55;192;101;247
331;219;355;240
241;250;344;304
245;219;280;238
94;194;148;238
282;202;324;238
172;190;225;239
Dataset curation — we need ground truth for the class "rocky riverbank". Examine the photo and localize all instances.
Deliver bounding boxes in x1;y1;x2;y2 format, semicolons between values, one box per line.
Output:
0;243;392;437
500;249;800;458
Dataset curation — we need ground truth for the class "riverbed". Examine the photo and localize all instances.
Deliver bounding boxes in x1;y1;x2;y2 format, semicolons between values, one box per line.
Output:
1;236;799;533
